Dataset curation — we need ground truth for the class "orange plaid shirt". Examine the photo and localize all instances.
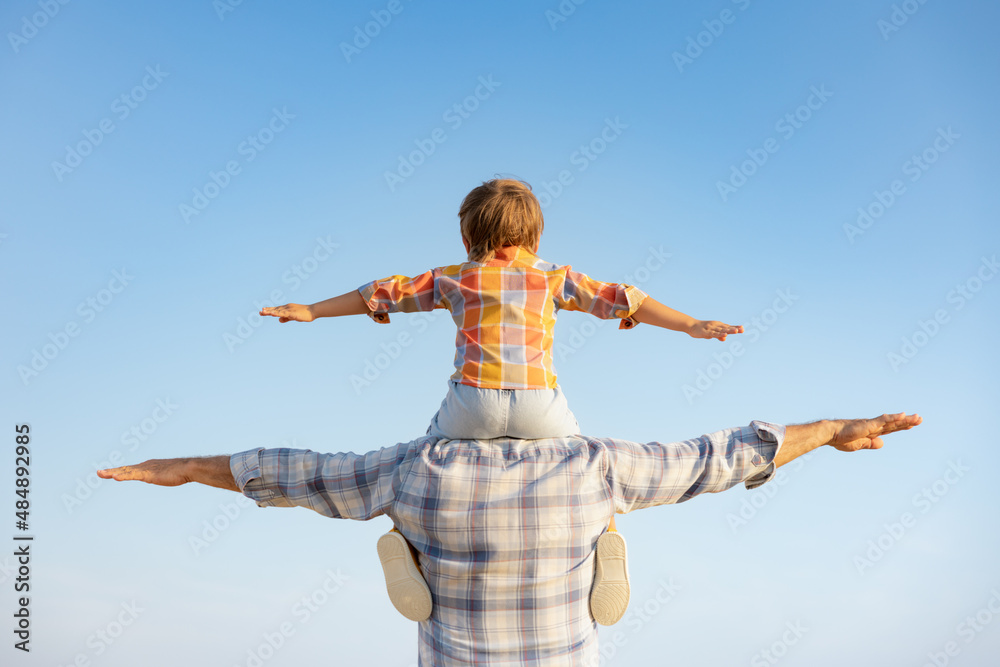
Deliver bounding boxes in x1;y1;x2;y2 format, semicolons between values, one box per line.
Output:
358;246;647;389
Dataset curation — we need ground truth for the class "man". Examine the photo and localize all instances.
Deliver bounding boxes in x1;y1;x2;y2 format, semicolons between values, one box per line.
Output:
99;412;921;666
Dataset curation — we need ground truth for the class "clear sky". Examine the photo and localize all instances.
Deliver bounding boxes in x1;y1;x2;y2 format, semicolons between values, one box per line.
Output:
3;1;999;665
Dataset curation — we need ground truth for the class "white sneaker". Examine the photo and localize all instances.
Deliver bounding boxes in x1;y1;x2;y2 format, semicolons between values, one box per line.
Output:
377;530;433;622
590;530;630;625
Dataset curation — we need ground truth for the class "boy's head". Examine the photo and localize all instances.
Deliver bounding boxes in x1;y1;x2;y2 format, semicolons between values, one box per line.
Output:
459;178;544;263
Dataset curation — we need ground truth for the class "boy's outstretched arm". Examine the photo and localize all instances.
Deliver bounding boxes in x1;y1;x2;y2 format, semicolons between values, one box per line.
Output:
631;297;743;341
260;290;369;323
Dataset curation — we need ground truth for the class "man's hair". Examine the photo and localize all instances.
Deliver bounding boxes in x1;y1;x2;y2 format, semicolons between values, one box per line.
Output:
458;179;544;263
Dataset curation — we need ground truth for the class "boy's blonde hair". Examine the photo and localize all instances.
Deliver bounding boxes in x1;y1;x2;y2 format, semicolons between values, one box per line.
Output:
459;179;544;263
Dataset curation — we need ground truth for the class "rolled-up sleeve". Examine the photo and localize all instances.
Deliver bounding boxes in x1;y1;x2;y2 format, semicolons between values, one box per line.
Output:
229;442;418;521
602;420;785;513
556;267;648;330
358;268;446;324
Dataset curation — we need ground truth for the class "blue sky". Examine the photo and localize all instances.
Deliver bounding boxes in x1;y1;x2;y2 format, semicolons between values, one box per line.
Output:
3;1;999;665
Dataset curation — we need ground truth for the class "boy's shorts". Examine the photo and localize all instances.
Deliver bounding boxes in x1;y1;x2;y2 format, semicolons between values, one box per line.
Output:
427;380;581;439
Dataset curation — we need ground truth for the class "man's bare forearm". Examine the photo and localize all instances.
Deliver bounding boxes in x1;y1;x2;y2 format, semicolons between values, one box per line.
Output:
185;456;239;491
774;421;835;468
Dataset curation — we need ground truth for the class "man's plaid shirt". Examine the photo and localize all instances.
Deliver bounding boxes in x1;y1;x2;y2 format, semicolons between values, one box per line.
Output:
231;421;784;666
357;246;648;389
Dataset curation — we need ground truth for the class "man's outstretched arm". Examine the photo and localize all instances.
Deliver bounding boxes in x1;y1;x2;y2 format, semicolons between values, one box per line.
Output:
604;412;922;514
98;456;238;492
99;444;414;521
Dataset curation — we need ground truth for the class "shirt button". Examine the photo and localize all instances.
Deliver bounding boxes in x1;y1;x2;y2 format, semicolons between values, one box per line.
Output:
751;454;762;466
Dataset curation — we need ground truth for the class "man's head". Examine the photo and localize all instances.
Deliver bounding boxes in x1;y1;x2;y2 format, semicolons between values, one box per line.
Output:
458;178;544;263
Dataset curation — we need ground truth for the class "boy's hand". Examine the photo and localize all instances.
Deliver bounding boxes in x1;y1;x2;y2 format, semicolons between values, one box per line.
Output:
260;303;315;323
689;320;743;341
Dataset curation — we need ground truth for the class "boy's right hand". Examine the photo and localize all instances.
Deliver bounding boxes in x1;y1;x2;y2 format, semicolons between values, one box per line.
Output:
260;303;314;323
689;320;743;341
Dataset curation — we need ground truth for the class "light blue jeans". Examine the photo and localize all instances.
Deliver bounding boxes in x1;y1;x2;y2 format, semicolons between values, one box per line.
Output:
427;381;581;439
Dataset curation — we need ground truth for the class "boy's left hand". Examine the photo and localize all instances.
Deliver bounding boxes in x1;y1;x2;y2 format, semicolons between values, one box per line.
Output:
260;303;314;323
689;320;743;341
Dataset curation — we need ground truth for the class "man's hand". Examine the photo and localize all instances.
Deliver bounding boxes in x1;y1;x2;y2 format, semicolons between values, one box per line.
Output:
98;456;238;491
830;413;923;452
98;458;193;486
260;303;314;323
689;320;744;341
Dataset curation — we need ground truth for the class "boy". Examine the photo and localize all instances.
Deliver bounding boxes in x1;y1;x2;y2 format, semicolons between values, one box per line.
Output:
260;178;742;626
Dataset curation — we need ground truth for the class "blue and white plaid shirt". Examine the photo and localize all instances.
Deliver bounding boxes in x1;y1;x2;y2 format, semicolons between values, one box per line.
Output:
230;421;784;666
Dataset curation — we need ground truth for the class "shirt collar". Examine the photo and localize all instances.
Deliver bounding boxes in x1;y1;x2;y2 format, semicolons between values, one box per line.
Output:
490;245;536;263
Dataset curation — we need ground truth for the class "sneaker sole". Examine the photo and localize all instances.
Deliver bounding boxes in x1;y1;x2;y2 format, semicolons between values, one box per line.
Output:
377;531;433;622
590;531;630;625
